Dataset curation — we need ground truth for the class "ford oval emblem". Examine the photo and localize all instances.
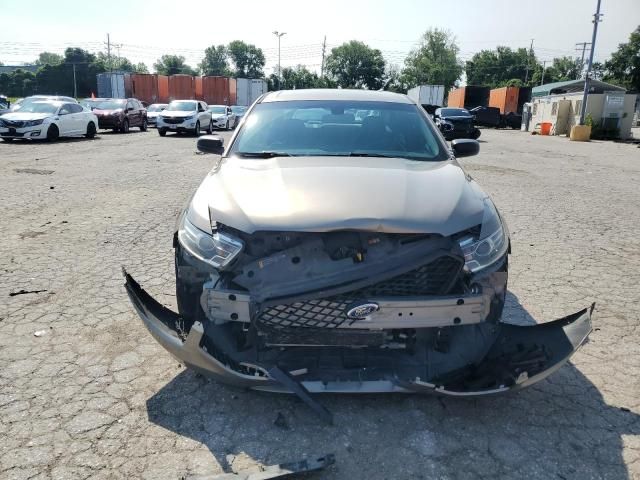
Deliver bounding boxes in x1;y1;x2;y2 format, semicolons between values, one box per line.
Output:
346;302;379;320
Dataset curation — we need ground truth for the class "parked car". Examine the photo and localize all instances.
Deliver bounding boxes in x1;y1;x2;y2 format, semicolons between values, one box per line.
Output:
0;100;98;141
230;105;248;124
91;98;147;133
156;100;212;136
146;103;168;127
80;98;104;110
125;89;592;403
208;104;236;130
469;106;501;128
10;95;78;112
434;107;481;140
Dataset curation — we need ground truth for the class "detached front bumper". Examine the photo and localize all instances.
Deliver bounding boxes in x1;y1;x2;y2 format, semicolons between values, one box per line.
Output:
124;271;592;395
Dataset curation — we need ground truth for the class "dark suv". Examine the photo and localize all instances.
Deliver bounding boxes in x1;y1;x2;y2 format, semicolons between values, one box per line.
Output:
91;98;147;133
434;107;481;140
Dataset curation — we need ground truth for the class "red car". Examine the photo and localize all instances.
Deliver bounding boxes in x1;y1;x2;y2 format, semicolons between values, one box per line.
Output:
91;98;147;133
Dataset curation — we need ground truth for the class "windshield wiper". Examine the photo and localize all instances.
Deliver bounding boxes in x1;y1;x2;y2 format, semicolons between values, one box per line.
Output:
346;152;402;158
235;151;293;158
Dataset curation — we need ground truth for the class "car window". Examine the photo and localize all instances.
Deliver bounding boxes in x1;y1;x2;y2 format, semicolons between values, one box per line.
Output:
230;100;447;161
68;104;83;114
209;106;226;114
59;104;74;115
126;101;134;110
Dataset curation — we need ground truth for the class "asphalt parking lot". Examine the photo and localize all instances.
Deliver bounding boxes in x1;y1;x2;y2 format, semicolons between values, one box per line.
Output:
1;127;639;480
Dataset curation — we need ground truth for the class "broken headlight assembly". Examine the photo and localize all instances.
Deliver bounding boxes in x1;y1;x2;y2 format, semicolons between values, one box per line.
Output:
177;215;243;269
458;198;508;273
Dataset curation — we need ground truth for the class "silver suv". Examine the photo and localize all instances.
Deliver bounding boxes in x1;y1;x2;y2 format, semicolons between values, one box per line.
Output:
156;100;212;136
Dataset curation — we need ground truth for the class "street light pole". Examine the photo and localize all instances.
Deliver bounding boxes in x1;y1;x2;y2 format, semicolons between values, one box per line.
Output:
273;31;286;89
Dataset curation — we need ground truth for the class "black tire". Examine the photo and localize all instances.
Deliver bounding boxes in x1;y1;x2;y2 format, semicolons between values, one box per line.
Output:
140;118;147;132
225;119;229;130
85;122;96;138
206;121;212;134
194;121;200;137
46;124;59;142
158;129;167;137
120;119;129;133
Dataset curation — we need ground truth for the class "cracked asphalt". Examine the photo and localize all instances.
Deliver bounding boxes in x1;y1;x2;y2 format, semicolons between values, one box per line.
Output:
1;127;638;479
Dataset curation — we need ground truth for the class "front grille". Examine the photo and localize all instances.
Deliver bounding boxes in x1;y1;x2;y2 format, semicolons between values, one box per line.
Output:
162;117;185;124
257;255;463;329
4;120;26;128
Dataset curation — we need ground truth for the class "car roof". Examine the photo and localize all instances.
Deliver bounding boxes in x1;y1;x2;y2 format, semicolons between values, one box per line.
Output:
32;100;65;106
209;104;227;108
261;88;413;104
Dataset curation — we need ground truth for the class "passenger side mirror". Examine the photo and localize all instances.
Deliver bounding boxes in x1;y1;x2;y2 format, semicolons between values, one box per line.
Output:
197;135;224;155
451;139;479;158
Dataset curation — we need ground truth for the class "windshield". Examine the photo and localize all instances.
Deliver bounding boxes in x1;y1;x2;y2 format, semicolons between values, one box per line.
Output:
208;106;226;114
94;99;126;110
148;104;167;112
440;108;471;116
0;99;8;109
230;100;446;161
231;106;247;114
167;101;197;111
16;103;59;114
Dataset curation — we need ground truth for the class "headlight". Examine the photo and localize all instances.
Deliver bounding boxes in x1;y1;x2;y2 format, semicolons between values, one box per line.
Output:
178;216;243;269
183;114;195;121
458;199;508;273
24;119;44;127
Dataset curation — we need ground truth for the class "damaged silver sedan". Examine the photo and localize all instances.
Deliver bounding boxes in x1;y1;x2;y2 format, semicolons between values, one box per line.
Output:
125;89;592;399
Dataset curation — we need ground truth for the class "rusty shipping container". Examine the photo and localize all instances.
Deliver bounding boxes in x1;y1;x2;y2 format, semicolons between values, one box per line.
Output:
489;87;519;114
195;76;203;100
447;88;465;108
124;74;161;104
157;75;169;103
201;76;236;105
168;75;195;101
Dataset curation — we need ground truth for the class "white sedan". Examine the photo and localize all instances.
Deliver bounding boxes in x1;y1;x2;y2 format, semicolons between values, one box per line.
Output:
208;105;236;130
0;101;98;142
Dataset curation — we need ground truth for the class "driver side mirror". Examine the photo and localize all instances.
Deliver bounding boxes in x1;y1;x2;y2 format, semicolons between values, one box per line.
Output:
451;139;479;158
197;135;224;155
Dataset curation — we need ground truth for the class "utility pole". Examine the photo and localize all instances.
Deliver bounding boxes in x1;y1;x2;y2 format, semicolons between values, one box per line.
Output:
575;42;592;78
540;61;549;86
72;63;77;98
524;38;534;84
320;35;327;79
579;0;603;125
272;31;286;89
106;33;112;72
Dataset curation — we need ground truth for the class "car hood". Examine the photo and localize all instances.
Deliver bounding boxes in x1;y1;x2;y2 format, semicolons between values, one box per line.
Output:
189;156;487;235
160;110;196;118
93;109;122;116
1;112;53;121
147;111;161;117
211;114;226;119
442;116;473;121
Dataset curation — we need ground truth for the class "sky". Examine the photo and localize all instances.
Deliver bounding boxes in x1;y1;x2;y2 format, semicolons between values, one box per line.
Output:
1;0;638;75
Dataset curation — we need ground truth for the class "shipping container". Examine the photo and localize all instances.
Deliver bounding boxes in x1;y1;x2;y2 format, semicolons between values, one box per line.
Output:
195;77;203;100
201;76;234;105
236;78;268;106
97;72;126;98
489;87;519;114
168;74;195;101
229;78;237;105
407;85;445;107
517;87;532;114
157;75;169;103
447;86;489;110
124;74;160;104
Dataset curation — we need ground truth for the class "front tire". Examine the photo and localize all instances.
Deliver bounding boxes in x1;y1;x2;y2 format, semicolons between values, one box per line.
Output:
206;121;212;134
158;128;167;137
85;122;96;138
140;118;147;132
120;119;129;133
46;124;59;142
194;121;200;137
225;119;229;130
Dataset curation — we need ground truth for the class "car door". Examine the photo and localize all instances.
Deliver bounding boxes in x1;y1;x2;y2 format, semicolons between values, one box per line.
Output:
57;103;76;135
126;100;137;127
68;104;86;133
198;102;210;127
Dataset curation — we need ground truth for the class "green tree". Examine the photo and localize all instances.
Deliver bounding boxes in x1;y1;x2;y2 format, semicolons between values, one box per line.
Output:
153;55;197;75
325;40;386;89
35;52;63;66
382;63;407;93
0;69;36;97
34;48;106;97
268;65;323;90
199;45;230;76
465;46;536;88
227;41;265;78
402;29;463;94
604;26;640;91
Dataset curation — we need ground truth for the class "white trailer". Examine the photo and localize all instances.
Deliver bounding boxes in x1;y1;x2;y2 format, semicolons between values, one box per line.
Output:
236;78;268;106
407;85;445;107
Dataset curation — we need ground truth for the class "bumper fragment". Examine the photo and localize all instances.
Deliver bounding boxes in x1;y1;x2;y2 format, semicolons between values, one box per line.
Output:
124;270;593;396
